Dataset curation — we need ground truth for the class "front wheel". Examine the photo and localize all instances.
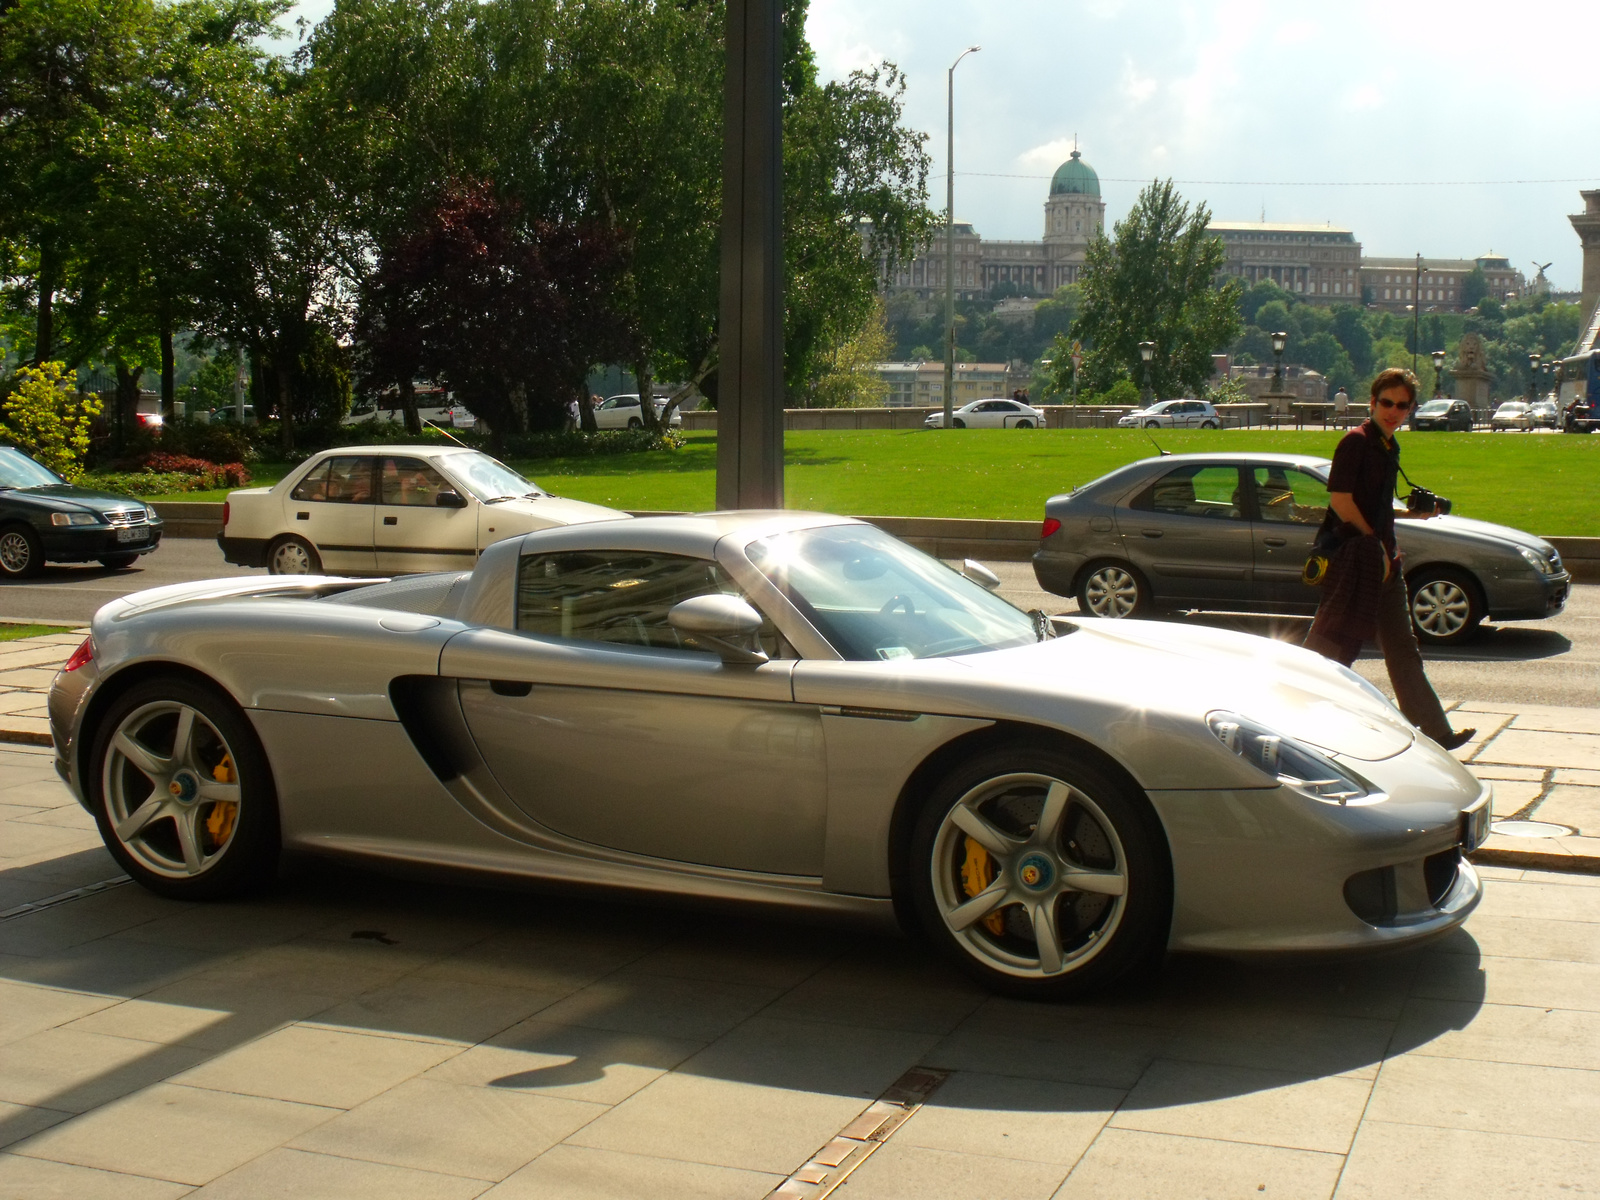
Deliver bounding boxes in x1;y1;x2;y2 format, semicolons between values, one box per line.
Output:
952;418;966;429
1408;568;1484;646
910;744;1170;998
1076;561;1148;619
267;535;321;575
1144;420;1161;429
88;676;280;899
627;417;642;429
99;553;139;570
0;524;44;579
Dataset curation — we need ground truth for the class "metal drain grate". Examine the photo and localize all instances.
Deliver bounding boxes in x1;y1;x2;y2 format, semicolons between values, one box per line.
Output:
0;876;132;922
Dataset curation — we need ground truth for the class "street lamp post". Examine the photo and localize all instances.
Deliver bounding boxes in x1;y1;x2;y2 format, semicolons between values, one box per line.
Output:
942;44;981;431
1411;254;1423;375
1070;343;1084;406
1138;341;1155;405
1528;352;1542;402
1270;330;1287;394
1431;349;1446;398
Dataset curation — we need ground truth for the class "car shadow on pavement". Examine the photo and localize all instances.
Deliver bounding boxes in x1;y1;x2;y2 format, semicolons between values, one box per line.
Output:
0;853;1488;1138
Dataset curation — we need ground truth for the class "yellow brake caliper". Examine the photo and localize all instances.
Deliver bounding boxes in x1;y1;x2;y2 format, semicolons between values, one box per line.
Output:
205;754;238;848
960;837;1007;935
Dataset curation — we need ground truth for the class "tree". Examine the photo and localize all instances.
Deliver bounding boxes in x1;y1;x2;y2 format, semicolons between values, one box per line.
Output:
2;362;102;479
1055;180;1242;399
1461;265;1490;310
806;298;890;407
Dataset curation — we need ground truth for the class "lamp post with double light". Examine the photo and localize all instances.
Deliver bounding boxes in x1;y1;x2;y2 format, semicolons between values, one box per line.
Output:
942;44;981;431
1528;352;1541;403
1432;349;1446;398
1138;341;1155;405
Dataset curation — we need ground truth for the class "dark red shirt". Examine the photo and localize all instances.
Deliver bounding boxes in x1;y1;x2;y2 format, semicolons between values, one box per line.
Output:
1324;418;1399;554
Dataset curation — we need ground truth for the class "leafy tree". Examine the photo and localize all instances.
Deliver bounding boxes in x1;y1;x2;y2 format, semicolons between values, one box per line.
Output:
806;298;890;407
1238;279;1292;326
2;361;102;479
1055;180;1242;398
1461;265;1490;310
1331;305;1374;375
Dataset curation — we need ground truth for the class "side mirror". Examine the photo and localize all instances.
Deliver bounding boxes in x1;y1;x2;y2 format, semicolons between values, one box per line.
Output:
667;594;768;665
436;490;469;509
962;559;1002;590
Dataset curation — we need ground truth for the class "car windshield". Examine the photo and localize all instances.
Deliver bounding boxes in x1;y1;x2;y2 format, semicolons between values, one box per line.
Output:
0;447;63;489
440;451;546;502
1416;400;1450;415
1498;403;1528;413
745;524;1040;661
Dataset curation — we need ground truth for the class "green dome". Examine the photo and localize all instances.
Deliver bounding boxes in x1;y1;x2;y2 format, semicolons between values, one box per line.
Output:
1050;150;1100;197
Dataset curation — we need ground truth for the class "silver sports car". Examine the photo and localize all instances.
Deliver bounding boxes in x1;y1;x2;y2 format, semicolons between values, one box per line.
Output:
48;512;1489;998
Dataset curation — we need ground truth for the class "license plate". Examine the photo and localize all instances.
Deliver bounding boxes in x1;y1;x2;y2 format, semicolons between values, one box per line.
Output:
1460;799;1492;852
115;527;146;544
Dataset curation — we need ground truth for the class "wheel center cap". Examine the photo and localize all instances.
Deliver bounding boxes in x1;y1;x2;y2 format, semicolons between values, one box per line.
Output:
1017;853;1055;892
168;771;199;804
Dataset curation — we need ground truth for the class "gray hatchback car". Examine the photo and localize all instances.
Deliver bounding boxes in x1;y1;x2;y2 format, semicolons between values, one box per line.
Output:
1033;452;1569;646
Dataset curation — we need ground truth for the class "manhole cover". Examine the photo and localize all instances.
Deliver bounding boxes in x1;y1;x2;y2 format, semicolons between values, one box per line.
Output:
1489;820;1576;839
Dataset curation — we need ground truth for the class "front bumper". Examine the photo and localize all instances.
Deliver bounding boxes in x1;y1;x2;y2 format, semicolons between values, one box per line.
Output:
1150;760;1488;955
42;524;163;562
1484;568;1570;623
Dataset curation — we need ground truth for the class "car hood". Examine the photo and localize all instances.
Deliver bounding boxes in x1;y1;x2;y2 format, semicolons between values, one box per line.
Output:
956;617;1417;763
482;495;628;529
9;484;151;513
1399;513;1554;556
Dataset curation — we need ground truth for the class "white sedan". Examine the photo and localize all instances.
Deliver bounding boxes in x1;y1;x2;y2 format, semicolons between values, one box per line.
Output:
219;445;625;575
923;398;1046;429
594;395;684;430
1490;401;1532;431
1116;399;1221;429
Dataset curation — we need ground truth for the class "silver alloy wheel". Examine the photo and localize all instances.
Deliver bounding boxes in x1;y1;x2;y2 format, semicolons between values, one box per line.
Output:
931;772;1128;978
270;539;313;574
1411;579;1472;638
102;700;243;879
1082;566;1139;618
0;531;34;574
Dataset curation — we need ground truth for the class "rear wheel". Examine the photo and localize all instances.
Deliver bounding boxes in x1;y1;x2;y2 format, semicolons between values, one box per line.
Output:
1408;568;1484;646
1015;419;1033;429
267;535;321;575
0;524;44;579
1076;561;1148;619
88;676;280;899
1201;419;1220;429
910;744;1169;999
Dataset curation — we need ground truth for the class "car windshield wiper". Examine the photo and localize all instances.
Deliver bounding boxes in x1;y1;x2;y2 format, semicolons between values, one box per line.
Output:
482;494;519;504
1031;609;1069;641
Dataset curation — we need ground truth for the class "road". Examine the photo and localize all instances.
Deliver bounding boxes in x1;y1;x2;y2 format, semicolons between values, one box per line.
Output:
2;538;1594;708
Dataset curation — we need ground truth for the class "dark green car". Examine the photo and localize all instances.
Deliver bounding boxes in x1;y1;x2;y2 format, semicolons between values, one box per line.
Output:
0;447;163;578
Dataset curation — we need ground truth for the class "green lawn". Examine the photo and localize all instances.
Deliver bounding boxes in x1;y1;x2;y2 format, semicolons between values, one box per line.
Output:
142;429;1596;535
0;622;75;642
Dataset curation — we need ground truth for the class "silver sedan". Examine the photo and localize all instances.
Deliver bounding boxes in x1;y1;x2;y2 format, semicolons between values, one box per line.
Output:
1034;452;1569;646
50;512;1486;999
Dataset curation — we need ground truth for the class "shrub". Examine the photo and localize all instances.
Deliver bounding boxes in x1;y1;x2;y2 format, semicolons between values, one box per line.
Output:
497;428;682;458
2;362;103;481
160;419;260;465
80;471;204;496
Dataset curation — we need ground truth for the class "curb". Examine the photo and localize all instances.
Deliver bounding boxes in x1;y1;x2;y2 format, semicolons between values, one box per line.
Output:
1472;846;1600;876
0;729;54;748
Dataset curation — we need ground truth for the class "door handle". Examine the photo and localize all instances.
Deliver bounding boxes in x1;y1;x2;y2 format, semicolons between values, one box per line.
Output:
490;680;532;697
1141;529;1163;539
383;516;398;526
1263;536;1287;547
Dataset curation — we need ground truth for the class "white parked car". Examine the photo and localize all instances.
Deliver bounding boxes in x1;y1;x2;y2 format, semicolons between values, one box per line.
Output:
341;401;477;430
219;446;625;576
923;398;1046;429
1117;399;1221;429
1490;401;1532;431
594;395;683;430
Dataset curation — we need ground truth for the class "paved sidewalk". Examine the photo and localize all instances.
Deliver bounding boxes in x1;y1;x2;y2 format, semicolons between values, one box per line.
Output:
0;630;90;747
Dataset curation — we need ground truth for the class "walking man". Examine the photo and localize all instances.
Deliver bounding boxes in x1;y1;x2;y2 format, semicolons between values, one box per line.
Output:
1304;368;1475;750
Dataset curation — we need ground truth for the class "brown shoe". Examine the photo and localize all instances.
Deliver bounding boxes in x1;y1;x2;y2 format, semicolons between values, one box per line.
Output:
1439;727;1476;751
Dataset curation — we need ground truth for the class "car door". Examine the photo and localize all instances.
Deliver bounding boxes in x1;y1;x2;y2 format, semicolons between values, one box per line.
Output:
373;455;479;574
283;455;376;572
1248;465;1331;609
1120;463;1254;606
440;548;829;876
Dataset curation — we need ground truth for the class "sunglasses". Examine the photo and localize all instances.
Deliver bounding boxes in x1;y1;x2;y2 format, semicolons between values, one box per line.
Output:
1374;398;1413;411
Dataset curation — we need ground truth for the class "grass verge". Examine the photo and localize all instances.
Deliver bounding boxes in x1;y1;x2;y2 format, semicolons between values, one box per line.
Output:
0;623;75;642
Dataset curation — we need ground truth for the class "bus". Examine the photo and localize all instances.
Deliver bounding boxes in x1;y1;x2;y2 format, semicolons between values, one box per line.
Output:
1556;349;1599;433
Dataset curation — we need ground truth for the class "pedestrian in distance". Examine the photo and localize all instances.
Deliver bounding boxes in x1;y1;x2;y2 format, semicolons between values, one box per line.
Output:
1333;385;1350;424
1303;367;1475;751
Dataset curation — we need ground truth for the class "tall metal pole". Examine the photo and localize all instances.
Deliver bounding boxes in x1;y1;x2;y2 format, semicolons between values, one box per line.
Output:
1411;253;1422;376
716;0;784;509
943;46;979;429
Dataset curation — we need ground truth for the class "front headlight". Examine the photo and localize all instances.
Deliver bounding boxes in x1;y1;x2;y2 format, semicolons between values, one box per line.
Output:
1518;546;1555;575
1207;711;1385;806
49;512;99;526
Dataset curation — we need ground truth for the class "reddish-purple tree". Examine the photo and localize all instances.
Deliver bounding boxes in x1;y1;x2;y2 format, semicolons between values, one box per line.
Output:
356;179;634;441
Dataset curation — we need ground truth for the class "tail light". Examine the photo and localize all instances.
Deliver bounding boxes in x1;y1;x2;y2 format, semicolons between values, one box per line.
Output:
63;638;94;672
1040;517;1062;539
222;499;230;528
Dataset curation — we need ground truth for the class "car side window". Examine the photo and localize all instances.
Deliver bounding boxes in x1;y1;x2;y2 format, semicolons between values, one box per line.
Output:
516;551;787;657
380;457;451;507
291;456;372;503
1253;467;1330;525
1133;465;1242;519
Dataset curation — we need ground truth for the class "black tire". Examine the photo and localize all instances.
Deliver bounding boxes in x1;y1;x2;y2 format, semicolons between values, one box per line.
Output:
1201;419;1220;429
1407;567;1484;646
87;675;280;900
0;523;44;579
99;553;139;570
267;535;321;575
1075;560;1149;619
1144;420;1161;429
1015;420;1034;429
908;742;1170;999
952;418;966;429
627;417;642;429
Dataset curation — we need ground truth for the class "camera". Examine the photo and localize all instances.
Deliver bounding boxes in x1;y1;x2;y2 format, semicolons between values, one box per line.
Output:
1406;487;1452;516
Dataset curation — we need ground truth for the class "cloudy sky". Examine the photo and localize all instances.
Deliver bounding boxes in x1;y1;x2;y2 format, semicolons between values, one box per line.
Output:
282;0;1599;288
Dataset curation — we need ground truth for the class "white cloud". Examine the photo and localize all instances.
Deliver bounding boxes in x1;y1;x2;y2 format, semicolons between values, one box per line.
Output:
1120;61;1158;104
1343;85;1385;112
1019;138;1079;171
